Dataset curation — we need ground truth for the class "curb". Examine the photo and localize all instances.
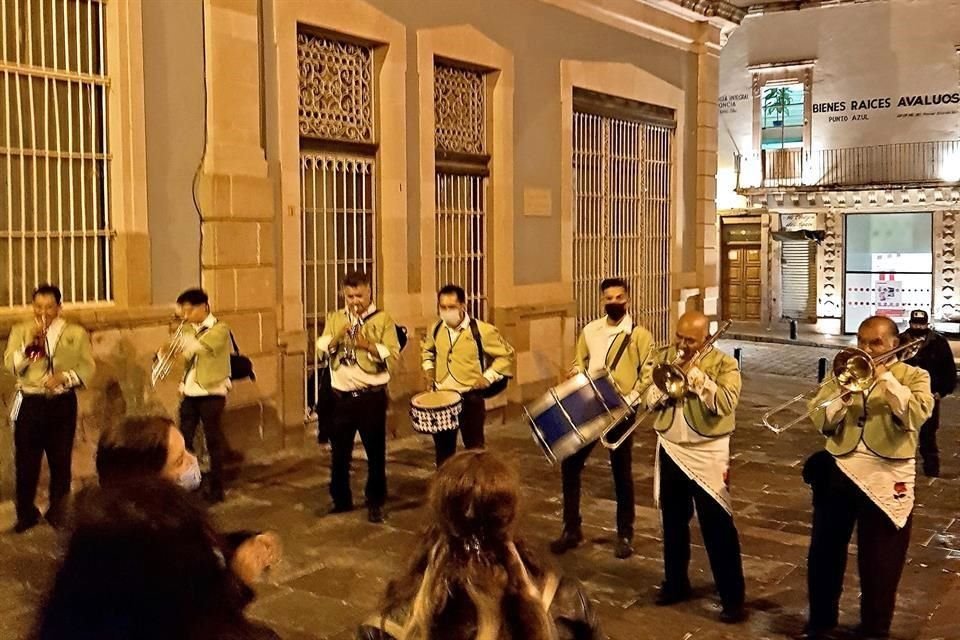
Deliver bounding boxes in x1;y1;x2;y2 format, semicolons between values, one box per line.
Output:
723;332;847;350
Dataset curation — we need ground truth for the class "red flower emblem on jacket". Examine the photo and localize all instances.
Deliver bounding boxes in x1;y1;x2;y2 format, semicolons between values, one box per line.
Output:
893;482;908;500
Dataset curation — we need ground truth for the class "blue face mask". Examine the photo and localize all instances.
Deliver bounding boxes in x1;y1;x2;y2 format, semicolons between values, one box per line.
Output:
177;455;202;492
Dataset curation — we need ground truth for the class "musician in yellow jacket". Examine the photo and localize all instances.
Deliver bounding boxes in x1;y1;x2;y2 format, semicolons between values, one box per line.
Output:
642;311;745;624
550;278;654;561
317;270;401;523
803;315;934;639
3;284;94;533
421;284;515;468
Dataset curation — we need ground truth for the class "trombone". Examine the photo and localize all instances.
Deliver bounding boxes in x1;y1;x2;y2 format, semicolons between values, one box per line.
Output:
601;319;733;450
760;337;924;434
151;318;187;387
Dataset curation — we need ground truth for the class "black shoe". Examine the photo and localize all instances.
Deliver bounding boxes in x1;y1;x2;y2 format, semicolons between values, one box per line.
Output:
654;582;692;606
326;503;354;516
801;621;837;639
13;516;40;534
719;605;748;624
367;506;384;523
45;509;67;530
549;527;583;555
614;536;634;559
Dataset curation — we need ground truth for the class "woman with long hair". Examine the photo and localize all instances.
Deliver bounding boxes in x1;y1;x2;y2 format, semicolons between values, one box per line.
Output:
30;478;279;640
359;450;605;640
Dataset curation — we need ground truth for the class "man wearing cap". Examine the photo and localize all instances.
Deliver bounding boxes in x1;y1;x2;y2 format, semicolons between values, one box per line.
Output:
899;309;956;477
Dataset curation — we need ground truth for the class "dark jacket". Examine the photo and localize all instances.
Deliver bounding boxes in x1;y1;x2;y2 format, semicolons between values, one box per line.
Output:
901;330;957;398
356;575;606;640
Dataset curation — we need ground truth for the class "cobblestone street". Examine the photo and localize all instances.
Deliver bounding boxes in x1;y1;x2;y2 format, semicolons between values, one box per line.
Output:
2;369;959;640
718;340;841;381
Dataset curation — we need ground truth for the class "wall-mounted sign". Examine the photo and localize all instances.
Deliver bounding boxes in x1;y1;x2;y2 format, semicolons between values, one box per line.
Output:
719;92;750;115
813;91;960;124
780;213;818;231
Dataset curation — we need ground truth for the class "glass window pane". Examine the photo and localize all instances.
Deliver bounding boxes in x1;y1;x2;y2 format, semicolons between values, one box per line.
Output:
844;272;933;333
845;213;932;272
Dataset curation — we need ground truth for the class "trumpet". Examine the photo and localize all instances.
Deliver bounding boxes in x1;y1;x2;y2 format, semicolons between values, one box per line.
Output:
338;308;365;366
151;318;187;386
24;317;49;360
760;337;924;434
601;320;732;450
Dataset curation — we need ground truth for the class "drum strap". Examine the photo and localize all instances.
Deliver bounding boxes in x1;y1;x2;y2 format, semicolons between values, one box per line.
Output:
432;319;493;376
608;332;631;371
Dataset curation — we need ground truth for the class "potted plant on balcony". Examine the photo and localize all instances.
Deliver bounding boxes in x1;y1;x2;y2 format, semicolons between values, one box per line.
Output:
764;87;792;127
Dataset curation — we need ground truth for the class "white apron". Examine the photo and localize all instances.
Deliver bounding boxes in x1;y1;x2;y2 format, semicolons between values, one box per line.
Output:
654;408;733;515
836;442;915;529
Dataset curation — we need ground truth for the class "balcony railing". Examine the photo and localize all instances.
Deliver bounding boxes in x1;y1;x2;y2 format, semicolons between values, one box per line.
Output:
736;139;960;190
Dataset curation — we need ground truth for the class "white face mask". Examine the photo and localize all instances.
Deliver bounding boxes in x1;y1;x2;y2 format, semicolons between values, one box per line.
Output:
177;454;202;492
440;309;463;327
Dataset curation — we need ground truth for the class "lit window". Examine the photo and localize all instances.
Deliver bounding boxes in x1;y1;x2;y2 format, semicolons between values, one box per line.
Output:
761;83;804;150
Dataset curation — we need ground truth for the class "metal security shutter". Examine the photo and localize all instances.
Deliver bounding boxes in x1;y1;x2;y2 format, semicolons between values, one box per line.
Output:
781;240;815;320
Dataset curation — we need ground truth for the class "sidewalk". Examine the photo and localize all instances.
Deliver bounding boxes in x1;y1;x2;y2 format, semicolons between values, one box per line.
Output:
725;321;854;349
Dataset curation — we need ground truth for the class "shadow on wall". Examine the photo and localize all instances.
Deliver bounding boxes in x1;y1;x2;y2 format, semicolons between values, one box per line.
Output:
0;328;282;502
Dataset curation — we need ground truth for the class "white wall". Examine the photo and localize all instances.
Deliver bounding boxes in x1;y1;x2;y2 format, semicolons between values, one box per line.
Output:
718;0;960;200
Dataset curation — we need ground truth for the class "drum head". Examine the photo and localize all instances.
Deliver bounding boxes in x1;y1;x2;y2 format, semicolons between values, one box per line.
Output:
411;390;462;409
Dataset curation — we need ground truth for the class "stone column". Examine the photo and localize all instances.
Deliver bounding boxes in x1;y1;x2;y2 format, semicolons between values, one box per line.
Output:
694;29;721;322
196;0;289;455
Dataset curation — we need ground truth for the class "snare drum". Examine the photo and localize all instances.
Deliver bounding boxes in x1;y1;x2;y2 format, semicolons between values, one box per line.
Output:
410;390;463;434
524;371;631;464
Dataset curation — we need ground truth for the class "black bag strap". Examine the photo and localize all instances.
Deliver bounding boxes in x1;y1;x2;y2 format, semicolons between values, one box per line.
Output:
469;318;486;371
229;331;240;355
432;320;443;341
609;331;631;371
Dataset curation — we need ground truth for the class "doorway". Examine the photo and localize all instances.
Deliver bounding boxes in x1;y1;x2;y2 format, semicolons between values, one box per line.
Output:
721;223;762;321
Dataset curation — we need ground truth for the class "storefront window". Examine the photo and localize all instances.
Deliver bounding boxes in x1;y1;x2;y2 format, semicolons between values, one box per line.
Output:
844;213;932;333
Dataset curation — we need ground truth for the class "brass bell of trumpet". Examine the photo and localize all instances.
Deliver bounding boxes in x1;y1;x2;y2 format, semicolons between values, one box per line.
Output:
760;337;924;434
151;318;187;387
24;317;49;361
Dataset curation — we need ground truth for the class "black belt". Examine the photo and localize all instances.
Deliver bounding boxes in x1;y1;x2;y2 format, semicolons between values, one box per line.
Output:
333;385;386;399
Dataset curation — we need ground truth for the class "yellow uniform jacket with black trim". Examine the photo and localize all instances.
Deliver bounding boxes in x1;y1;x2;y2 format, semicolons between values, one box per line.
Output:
4;320;95;388
572;321;655;397
809;361;933;460
646;346;741;437
420;319;515;386
322;309;401;375
181;321;232;389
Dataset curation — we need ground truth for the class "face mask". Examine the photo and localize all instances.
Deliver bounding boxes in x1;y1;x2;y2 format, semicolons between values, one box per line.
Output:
909;328;928;337
605;303;627;321
440;309;463;327
176;455;202;492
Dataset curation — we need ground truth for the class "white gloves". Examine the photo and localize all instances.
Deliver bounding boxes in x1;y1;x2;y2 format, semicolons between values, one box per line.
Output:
686;367;706;395
643;384;662;409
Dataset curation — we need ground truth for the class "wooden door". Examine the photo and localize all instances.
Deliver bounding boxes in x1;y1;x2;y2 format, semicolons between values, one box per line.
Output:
722;246;762;320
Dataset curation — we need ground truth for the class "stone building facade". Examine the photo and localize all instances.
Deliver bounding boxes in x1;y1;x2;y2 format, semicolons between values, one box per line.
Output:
0;0;739;498
717;0;960;334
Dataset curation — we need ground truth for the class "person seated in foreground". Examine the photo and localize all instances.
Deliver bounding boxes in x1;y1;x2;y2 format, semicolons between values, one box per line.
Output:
96;415;282;588
30;478;279;640
357;449;606;640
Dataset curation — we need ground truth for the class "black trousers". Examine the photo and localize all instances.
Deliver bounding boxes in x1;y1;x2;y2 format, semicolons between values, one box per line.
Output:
659;447;745;609
14;391;78;523
329;388;387;508
179;395;228;492
807;457;912;635
918;398;941;473
432;391;486;468
560;434;635;538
